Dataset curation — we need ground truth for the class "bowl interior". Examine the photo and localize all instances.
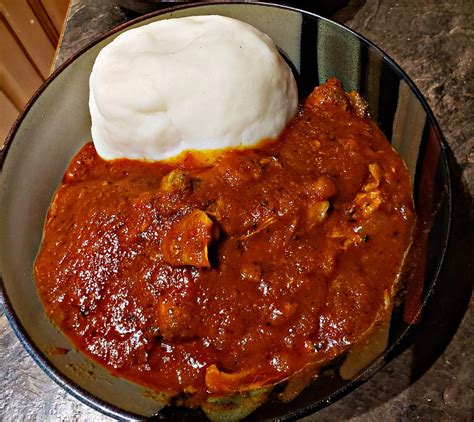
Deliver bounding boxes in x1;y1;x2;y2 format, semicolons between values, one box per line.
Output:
0;3;450;420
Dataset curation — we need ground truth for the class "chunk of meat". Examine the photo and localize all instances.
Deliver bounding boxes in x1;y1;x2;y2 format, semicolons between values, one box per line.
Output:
307;200;330;229
347;91;370;118
306;176;337;201
161;169;190;193
305;78;370;120
353;163;384;218
363;163;382;192
354;190;383;218
304;78;351;112
162;210;218;268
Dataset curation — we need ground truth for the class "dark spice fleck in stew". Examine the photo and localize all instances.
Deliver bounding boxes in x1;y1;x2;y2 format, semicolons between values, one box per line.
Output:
34;79;415;404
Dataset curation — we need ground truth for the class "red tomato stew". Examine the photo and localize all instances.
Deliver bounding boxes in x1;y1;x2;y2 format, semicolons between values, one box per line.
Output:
34;79;415;406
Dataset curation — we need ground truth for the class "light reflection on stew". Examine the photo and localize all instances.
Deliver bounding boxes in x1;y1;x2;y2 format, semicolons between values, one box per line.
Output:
34;79;415;407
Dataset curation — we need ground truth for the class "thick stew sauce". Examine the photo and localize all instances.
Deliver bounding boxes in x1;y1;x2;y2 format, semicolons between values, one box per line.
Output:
35;79;414;403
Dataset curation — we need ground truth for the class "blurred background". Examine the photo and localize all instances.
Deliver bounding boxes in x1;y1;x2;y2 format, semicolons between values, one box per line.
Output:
0;0;70;143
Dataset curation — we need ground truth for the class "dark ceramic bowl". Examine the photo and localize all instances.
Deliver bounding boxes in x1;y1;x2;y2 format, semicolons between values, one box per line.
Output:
0;2;451;420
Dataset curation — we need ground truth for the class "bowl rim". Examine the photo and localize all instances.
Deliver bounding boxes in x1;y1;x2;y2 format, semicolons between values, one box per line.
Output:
0;2;452;421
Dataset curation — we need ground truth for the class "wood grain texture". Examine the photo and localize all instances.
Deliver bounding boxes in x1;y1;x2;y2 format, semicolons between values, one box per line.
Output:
0;89;19;142
0;0;69;147
28;0;59;45
0;13;43;108
42;0;69;32
0;0;54;78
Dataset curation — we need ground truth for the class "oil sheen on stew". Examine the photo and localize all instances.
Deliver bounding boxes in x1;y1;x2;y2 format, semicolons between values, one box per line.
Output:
34;79;415;404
